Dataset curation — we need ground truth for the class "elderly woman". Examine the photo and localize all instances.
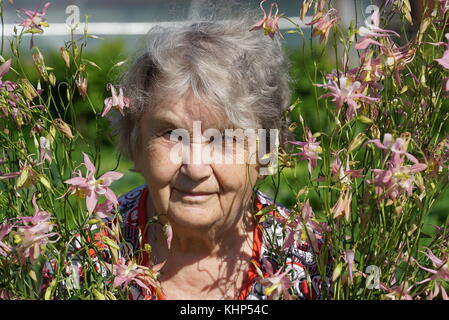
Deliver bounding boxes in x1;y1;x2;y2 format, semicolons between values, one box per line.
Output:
107;15;330;300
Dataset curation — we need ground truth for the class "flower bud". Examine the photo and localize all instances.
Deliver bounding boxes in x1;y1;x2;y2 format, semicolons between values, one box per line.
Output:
75;75;88;99
60;47;70;68
52;118;74;140
32;48;49;82
48;73;56;87
348;133;367;153
17;78;38;101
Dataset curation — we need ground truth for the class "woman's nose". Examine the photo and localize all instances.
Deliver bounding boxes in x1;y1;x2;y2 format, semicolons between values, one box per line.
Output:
179;162;213;181
179;142;213;181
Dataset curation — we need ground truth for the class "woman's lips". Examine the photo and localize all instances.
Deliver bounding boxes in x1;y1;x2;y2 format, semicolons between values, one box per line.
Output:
173;188;215;200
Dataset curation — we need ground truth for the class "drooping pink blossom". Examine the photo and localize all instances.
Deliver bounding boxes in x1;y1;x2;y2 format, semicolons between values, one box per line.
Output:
255;257;294;300
64;152;123;214
76;75;88;99
101;84;130;117
306;8;339;43
287;128;322;174
250;0;284;40
13;195;58;264
17;2;51;34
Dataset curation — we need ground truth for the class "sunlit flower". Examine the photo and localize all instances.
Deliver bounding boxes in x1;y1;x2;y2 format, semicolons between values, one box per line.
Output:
250;0;284;40
101;84;130;117
64;152;123;214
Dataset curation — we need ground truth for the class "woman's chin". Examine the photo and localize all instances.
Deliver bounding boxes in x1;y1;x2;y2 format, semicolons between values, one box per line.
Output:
168;206;220;230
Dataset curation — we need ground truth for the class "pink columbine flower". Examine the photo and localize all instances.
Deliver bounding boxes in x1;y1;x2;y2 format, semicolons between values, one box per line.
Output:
75;75;88;99
64;152;123;214
0;222;12;257
250;0;284;40
0;59;12;87
306;8;339;43
255;258;294;300
415;248;449;284
104;259;162;295
355;7;400;50
288;127;322;174
17;2;51;33
283;200;328;253
367;134;427;200
381;281;414;300
316;75;380;120
367;134;421;167
14;195;58;264
93;200;115;220
101;84;130;117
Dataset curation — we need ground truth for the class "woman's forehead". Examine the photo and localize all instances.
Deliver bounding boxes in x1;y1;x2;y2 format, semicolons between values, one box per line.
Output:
148;91;233;130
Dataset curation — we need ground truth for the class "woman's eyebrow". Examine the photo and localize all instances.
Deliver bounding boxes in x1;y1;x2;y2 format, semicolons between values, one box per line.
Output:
151;115;183;128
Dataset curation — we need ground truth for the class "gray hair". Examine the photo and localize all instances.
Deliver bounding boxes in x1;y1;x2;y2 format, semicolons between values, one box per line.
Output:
109;11;292;163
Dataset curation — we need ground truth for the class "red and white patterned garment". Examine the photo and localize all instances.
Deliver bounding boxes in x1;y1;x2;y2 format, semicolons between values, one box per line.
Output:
117;185;332;300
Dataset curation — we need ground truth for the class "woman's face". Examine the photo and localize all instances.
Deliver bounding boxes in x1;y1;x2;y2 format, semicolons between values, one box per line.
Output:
134;91;260;232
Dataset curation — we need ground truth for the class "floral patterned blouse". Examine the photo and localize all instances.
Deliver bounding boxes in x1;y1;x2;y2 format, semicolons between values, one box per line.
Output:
115;185;332;300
